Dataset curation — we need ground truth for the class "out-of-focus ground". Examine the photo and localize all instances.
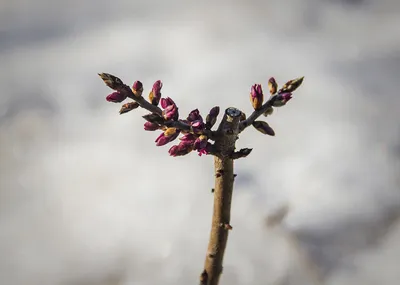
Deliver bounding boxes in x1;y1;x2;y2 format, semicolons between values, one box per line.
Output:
1;0;400;284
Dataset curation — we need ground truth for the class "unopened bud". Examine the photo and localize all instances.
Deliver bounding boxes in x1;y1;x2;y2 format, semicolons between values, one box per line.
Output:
106;91;127;103
98;73;124;90
119;102;139;114
279;76;304;94
205;106;220;129
144;122;160;131
143;113;165;124
268;77;278;95
132;81;143;98
272;92;292;107
252;121;275;136
250;84;264;110
149;80;162;106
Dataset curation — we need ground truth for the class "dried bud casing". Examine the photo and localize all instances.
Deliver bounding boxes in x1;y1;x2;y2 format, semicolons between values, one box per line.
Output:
240;112;247;121
268;77;278;95
250;84;264;110
132;81;143;98
231;148;253;159
119;102;139;114
98;73;124;90
279;76;304;94
263;106;274;117
252;121;275;136
143;113;165;124
205;106;220;129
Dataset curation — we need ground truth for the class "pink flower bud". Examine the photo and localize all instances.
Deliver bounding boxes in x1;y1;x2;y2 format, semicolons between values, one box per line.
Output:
194;135;208;150
272;92;292;107
250;84;264;110
132;81;143;97
162;103;179;121
168;141;194;157
106;91;127;103
187;109;203;122
191;120;205;134
160;97;175;109
144;122;160;131
155;128;180;146
149;80;162;105
180;133;197;143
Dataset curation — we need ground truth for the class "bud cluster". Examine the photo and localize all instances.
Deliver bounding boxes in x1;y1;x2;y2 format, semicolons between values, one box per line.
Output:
248;76;304;135
99;73;220;157
99;72;304;158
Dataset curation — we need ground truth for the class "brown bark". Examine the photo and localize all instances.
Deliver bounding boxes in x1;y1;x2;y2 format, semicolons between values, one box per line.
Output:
200;107;241;285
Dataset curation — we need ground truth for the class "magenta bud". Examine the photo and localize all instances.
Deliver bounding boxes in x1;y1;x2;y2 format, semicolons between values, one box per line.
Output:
193;135;208;150
161;97;175;109
168;141;194;157
144;122;160;131
162;104;179;121
281;92;292;101
106;91;127;103
149;80;162;105
187;109;203;122
132;81;143;97
191;120;205;134
250;84;264;110
155;128;180;146
180;133;197;143
272;92;293;107
152;80;163;94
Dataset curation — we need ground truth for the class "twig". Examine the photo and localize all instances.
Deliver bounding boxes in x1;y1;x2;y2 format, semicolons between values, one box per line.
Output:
200;107;242;285
238;94;278;132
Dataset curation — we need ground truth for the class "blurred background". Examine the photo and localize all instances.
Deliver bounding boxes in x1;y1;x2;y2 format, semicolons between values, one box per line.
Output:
1;0;400;284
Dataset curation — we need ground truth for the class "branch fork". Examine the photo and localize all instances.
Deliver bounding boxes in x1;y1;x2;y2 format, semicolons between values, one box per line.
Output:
98;72;304;285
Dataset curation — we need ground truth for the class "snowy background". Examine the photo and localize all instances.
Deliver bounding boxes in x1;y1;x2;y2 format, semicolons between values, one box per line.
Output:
1;0;400;284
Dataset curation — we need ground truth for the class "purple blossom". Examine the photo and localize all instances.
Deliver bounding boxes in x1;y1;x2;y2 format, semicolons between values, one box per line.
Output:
106;91;127;103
